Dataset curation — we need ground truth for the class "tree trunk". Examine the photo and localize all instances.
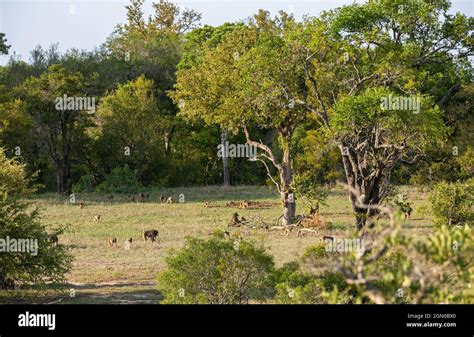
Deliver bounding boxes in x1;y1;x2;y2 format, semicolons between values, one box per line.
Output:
221;132;230;187
56;160;71;195
242;125;295;226
339;144;381;230
164;132;171;157
280;149;295;226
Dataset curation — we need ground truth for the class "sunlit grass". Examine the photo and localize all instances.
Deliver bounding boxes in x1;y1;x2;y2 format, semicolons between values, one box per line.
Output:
3;185;433;303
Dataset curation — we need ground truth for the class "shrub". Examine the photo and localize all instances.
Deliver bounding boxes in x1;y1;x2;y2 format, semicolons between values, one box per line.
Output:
0;148;73;290
323;216;473;304
272;246;347;304
271;262;320;304
157;234;274;304
457;146;474;180
95;166;142;194
386;192;413;219
72;174;96;193
291;172;328;212
428;180;474;226
279;202;473;304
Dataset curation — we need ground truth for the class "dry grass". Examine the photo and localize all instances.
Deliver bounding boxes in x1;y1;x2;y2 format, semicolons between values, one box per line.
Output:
1;185;434;304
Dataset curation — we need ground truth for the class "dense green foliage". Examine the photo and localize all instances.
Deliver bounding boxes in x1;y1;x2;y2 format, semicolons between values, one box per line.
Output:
157;234;274;303
429;179;474;226
0;0;472;303
0;0;471;195
0;149;72;289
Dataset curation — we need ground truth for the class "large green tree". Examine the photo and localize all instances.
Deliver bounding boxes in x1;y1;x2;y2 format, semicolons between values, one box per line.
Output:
106;0;201;158
313;0;473;228
172;11;315;225
178;23;245;186
17;65;96;194
96;75;165;185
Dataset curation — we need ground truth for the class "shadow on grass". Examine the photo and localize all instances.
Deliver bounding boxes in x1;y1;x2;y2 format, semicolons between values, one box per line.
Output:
0;282;164;304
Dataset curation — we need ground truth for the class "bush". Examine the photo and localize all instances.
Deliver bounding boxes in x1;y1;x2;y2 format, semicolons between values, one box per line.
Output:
273;210;472;304
272;265;347;304
271;262;320;304
428;180;474;226
157;234;274;304
272;246;347;304
291;172;328;212
322;218;473;304
0;148;72;290
72;174;96;193
95;166;142;194
457;146;474;180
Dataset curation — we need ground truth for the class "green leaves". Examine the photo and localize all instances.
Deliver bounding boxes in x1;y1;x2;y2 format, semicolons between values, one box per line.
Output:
428;179;474;227
330;87;446;158
157;234;274;304
0;149;73;289
419;224;472;264
172;13;314;132
0;32;10;55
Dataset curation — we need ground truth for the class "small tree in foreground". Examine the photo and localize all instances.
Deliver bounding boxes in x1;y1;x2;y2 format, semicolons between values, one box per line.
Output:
269;184;473;304
324;186;473;304
157;233;274;304
0;149;72;290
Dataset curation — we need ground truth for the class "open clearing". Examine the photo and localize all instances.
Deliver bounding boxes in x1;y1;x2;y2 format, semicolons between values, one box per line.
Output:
1;185;434;304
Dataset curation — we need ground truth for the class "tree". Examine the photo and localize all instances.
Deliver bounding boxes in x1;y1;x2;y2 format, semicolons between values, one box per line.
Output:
17;65;96;194
172;12;314;225
107;0;201;159
290;0;473;228
330;88;445;228
96;75;165;185
0;148;72;289
178;23;244;186
0;33;10;55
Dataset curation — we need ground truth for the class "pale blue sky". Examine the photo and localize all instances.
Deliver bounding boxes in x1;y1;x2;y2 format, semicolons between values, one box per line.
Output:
0;0;472;65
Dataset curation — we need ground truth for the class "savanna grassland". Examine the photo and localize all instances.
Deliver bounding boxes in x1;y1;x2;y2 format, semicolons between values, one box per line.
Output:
5;185;433;304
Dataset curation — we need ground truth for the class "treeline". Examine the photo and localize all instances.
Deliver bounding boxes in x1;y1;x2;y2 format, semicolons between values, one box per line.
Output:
0;0;472;203
0;1;268;194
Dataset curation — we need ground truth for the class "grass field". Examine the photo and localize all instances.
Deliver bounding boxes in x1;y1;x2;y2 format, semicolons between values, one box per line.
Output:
1;185;435;304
